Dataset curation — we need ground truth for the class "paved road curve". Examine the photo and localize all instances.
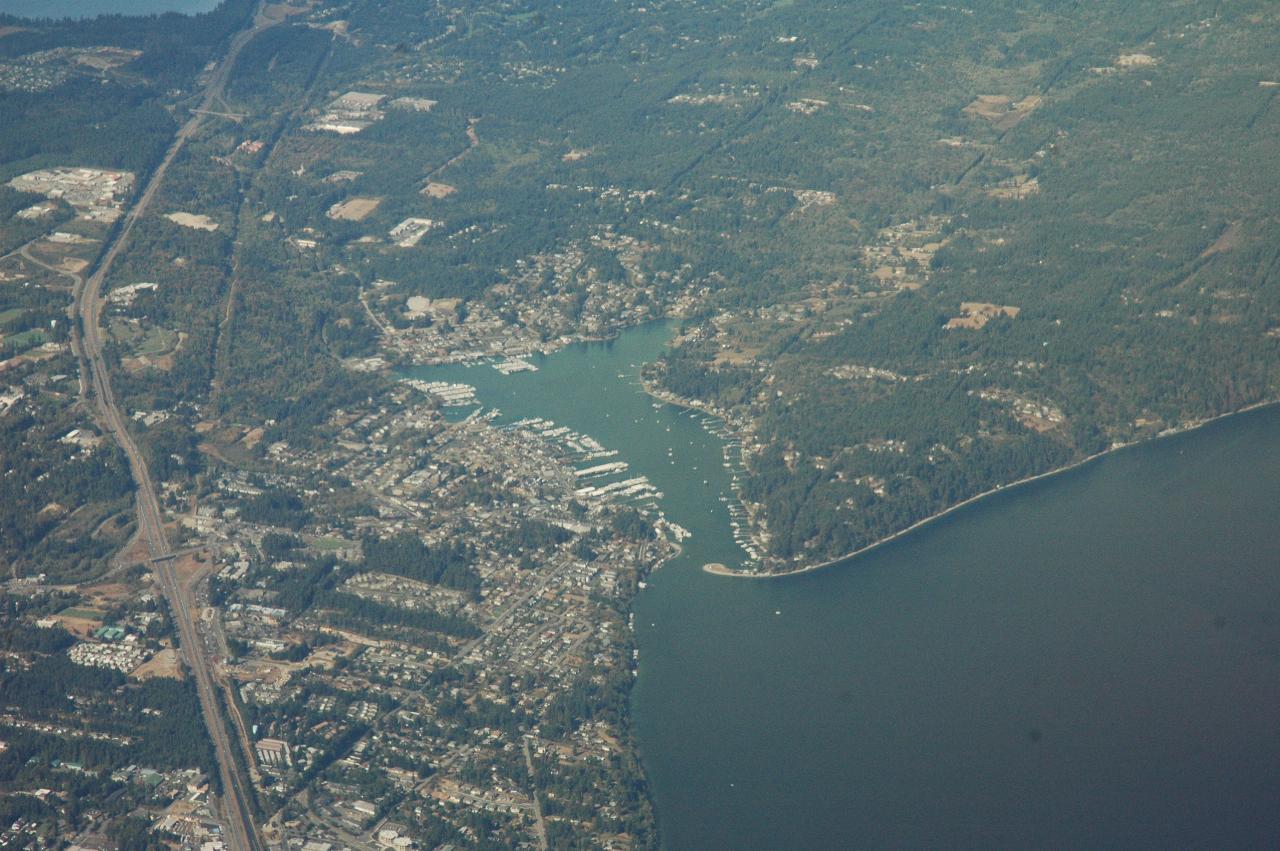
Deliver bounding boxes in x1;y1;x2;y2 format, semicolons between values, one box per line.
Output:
69;6;288;850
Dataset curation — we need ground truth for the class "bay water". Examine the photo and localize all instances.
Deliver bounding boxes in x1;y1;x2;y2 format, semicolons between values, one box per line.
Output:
410;322;1280;849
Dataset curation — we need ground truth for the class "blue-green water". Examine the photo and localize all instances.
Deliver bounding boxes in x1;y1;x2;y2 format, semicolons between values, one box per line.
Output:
411;322;1280;849
0;0;217;20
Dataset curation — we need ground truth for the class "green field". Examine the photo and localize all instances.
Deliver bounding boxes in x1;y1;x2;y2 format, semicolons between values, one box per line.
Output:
57;607;105;621
135;326;178;356
2;328;47;352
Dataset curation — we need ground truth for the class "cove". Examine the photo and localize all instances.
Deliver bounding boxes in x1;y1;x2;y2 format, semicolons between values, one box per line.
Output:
408;322;1280;849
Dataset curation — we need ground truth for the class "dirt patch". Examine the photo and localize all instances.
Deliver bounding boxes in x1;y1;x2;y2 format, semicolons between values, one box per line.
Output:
963;95;1012;118
873;265;902;282
123;353;175;373
986;175;1040;200
713;345;764;366
81;582;133;603
132;648;183;680
945;302;1020;330
59;258;89;274
0;26;28;38
562;148;592;162
1200;221;1241;258
262;2;309;21
37;502;67;522
198;439;242;468
963;94;1041;131
303;644;347;671
1116;53;1157;68
56;616;102;637
1018;414;1058;433
404;295;459;319
171;552;208;586
423;181;457;198
74;49;140;71
318;19;352;40
165;212;219;232
326;197;382;221
228;657;294;685
116;531;152;568
53;609;104;637
212;425;245;444
786;98;828;115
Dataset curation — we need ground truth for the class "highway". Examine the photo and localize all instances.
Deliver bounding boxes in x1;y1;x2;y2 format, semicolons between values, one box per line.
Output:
67;6;288;850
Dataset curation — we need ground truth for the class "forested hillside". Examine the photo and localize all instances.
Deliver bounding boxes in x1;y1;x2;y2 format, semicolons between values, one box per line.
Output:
6;0;1277;574
136;0;1280;569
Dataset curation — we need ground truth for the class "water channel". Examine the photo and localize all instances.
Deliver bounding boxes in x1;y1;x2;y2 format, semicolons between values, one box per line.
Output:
410;321;1280;849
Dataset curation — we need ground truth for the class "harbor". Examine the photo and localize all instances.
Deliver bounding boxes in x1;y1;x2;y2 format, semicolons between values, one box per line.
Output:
405;320;1280;849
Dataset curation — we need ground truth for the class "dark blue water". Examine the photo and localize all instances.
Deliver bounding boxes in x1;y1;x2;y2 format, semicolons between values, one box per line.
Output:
412;324;1280;849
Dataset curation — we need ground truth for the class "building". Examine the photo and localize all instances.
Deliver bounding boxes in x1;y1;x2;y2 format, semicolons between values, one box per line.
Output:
255;738;291;768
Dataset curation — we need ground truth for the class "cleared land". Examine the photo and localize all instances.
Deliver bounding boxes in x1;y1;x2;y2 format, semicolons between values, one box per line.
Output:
53;608;105;636
166;212;219;231
962;94;1041;130
422;181;457;198
132;647;183;680
327;196;382;221
944;302;1020;329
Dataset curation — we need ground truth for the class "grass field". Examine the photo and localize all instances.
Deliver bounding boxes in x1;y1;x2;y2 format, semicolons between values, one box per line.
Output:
58;607;105;620
2;328;47;351
135;326;179;356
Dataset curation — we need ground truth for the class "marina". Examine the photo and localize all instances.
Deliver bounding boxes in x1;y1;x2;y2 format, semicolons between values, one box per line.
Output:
401;378;478;407
408;321;1280;849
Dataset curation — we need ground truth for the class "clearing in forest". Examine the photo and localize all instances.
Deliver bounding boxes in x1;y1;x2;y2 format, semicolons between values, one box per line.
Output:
327;197;382;221
963;94;1041;131
1200;221;1241;258
945;302;1020;329
423;181;457;198
166;212;219;231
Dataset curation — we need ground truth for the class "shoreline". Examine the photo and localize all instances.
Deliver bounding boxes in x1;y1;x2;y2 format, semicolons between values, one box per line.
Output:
703;397;1280;580
639;377;737;424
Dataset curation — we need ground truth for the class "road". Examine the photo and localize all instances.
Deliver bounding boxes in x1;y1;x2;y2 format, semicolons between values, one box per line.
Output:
423;116;481;182
67;6;288;850
18;242;90;399
523;737;550;851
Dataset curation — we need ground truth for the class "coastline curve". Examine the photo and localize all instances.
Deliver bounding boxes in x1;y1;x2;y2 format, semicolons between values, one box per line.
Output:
704;397;1280;581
